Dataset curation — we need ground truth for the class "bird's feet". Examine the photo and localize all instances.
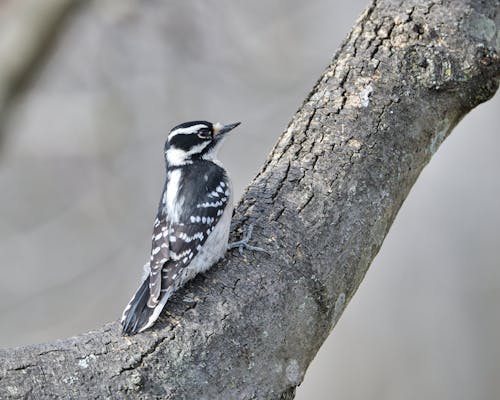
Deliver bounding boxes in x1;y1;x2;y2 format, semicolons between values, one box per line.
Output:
227;224;269;255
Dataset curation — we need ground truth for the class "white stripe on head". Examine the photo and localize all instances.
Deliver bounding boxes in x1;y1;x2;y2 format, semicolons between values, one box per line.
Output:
166;141;211;166
168;124;208;140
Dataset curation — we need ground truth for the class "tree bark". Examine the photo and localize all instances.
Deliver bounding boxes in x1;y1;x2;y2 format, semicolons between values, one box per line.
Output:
0;0;499;399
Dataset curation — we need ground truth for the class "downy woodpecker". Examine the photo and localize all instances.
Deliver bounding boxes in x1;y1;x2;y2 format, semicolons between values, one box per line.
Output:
121;120;261;335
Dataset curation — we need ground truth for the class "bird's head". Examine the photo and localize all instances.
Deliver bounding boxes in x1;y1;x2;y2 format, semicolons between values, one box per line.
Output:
164;120;240;166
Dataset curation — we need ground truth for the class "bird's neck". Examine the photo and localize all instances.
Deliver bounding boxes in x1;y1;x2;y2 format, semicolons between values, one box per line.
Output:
165;148;221;168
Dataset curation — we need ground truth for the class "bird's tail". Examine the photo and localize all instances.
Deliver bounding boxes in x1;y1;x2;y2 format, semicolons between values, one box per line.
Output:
121;278;163;335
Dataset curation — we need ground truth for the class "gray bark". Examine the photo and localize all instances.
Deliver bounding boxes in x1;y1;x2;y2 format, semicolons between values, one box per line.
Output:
1;0;499;399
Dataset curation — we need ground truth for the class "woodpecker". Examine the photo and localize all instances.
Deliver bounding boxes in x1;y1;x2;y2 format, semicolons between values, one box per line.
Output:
121;120;263;335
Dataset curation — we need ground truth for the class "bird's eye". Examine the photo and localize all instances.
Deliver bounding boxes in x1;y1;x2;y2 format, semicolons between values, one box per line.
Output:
197;129;211;139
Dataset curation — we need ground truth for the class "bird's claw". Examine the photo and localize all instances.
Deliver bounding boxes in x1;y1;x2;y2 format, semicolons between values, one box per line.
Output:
227;224;269;255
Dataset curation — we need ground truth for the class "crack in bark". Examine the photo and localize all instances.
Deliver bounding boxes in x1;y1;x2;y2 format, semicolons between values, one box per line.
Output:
117;333;175;378
297;193;314;213
271;161;292;202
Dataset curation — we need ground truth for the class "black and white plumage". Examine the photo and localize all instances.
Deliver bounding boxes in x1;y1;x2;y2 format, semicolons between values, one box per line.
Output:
121;120;240;335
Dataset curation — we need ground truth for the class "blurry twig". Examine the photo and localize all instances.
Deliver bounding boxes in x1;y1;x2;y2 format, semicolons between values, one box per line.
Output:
0;0;81;152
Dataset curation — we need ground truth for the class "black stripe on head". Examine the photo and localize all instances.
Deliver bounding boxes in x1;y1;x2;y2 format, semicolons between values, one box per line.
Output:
166;121;213;152
168;134;202;152
171;120;212;133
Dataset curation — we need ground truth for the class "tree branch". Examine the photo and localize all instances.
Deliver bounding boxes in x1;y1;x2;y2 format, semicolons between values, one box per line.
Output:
1;0;499;398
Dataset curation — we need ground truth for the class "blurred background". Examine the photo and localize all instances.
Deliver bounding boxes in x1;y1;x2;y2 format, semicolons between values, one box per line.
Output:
0;0;498;399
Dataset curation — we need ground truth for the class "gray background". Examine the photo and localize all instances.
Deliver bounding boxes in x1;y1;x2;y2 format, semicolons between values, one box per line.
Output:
0;1;499;399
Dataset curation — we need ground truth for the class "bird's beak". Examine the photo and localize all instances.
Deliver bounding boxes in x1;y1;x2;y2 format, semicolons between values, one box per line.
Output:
213;122;241;138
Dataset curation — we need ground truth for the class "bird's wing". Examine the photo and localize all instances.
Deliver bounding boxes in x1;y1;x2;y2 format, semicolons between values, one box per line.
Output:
160;179;231;292
147;216;170;307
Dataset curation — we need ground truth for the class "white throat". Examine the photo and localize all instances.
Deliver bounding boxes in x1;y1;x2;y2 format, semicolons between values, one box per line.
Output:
201;139;225;164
